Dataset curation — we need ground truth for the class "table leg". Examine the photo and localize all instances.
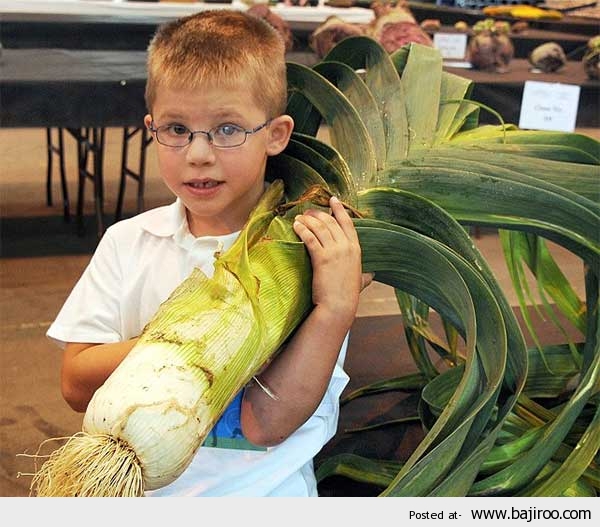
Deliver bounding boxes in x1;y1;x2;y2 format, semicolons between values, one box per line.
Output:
115;127;153;223
45;127;71;222
68;127;106;238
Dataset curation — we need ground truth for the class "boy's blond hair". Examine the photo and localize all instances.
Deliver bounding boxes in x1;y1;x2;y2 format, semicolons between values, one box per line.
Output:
145;10;288;117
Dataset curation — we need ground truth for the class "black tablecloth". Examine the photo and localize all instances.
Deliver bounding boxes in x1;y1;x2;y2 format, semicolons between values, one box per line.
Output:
0;49;148;128
0;13;165;51
1;49;597;129
0;48;317;128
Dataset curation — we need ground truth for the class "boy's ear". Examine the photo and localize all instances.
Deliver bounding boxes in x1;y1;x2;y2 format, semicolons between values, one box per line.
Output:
143;114;153;129
266;115;294;156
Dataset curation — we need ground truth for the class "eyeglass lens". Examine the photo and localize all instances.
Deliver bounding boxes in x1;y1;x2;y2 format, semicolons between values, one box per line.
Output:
153;120;269;148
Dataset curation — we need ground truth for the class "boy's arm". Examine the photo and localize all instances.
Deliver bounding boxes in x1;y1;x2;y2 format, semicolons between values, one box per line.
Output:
241;196;368;447
61;339;138;412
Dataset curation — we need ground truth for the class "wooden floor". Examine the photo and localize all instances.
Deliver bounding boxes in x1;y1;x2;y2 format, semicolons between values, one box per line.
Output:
0;126;593;496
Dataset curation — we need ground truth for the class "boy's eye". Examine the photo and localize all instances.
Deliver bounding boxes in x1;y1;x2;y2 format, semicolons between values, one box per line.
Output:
213;124;244;137
167;124;190;136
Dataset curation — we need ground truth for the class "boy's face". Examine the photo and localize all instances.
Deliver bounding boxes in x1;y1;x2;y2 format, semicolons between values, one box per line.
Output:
145;83;292;236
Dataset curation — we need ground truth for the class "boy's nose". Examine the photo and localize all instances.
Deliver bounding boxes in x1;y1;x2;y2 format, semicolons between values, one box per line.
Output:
185;133;216;164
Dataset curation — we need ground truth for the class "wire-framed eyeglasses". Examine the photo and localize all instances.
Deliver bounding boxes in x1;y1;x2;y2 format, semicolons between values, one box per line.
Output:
149;119;272;149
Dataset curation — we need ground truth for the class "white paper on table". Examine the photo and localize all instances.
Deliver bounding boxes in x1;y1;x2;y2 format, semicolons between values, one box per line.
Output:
518;80;581;133
433;32;468;60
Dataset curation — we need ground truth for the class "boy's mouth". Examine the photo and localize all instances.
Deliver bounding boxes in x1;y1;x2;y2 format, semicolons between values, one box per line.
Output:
185;180;222;189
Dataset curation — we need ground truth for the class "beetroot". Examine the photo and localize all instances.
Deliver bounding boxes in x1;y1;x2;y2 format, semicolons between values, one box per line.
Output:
368;2;433;53
309;16;366;58
247;4;294;52
467;19;514;73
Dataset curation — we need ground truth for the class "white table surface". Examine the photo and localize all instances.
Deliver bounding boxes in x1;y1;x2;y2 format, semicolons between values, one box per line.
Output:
0;0;375;24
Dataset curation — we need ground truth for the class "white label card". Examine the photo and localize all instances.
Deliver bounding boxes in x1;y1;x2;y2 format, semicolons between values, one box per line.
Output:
518;80;581;132
433;33;468;60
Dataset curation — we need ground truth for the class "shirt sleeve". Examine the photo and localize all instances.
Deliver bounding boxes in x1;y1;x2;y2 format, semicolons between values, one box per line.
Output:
46;230;124;348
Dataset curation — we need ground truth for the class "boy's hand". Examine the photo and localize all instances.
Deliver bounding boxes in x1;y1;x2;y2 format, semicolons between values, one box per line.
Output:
293;196;368;326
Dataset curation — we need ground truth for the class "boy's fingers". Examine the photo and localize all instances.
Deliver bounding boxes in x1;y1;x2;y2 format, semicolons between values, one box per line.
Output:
296;211;339;245
297;196;360;246
329;196;359;242
293;216;332;250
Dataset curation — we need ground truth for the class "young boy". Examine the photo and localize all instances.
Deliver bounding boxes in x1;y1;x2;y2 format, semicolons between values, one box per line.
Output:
47;9;368;496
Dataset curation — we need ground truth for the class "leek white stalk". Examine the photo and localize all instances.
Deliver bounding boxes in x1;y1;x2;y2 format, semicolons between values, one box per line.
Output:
29;180;314;496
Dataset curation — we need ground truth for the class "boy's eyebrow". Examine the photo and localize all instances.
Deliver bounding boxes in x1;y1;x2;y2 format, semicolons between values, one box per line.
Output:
208;109;247;121
153;111;187;122
153;109;247;123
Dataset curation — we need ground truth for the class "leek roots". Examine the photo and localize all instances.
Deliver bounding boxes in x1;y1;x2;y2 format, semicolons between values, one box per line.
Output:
30;433;143;497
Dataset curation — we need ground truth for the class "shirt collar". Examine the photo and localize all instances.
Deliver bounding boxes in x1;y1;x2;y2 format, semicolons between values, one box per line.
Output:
141;198;240;252
139;199;184;238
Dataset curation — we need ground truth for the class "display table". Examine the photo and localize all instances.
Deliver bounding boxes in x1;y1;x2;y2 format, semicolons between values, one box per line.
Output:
445;59;599;128
0;0;374;24
2;49;596;129
0;0;374;50
428;26;591;60
407;1;600;36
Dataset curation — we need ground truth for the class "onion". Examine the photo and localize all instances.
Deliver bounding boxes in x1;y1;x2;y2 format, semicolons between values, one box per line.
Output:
529;42;567;73
583;35;600;80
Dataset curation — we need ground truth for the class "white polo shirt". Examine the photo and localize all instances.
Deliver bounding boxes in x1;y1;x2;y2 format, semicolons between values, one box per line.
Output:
47;199;350;497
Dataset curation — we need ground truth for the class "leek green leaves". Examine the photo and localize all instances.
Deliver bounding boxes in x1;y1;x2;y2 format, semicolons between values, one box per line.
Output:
282;37;599;497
